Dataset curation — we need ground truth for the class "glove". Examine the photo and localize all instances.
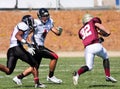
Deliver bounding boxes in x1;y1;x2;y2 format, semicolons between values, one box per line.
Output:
99;37;104;43
27;46;35;56
21;39;27;44
57;26;63;35
98;29;110;37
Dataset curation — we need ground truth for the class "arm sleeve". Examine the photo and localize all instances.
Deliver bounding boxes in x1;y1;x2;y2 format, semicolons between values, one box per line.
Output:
17;22;28;32
93;17;102;24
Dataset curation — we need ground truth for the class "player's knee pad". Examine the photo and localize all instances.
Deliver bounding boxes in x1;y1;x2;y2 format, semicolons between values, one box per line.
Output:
103;59;109;68
80;66;89;72
51;53;59;59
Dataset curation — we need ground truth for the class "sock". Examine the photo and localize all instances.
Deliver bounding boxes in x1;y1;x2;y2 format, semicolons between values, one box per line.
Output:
34;77;39;84
17;73;25;79
49;71;54;78
77;66;89;76
105;68;110;77
103;59;110;77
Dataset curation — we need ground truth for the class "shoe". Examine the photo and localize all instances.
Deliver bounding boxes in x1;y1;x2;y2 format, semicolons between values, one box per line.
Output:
106;76;117;83
47;76;62;84
73;71;79;85
35;83;46;88
13;76;22;85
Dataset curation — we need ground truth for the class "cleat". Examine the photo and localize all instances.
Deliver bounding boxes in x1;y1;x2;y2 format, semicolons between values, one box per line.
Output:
106;76;117;83
73;71;79;85
13;76;22;85
47;76;62;84
35;83;46;88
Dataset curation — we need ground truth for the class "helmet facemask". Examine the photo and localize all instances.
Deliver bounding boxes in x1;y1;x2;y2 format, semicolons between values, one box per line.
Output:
37;8;50;24
22;15;34;30
27;17;34;29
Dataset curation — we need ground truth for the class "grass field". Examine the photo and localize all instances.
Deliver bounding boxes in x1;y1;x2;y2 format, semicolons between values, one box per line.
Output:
0;57;119;89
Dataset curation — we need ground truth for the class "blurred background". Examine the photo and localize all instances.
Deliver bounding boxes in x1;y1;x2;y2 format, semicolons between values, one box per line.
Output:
0;0;119;10
0;0;120;57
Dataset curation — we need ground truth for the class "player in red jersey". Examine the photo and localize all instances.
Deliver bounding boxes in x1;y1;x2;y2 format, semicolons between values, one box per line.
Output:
73;14;117;85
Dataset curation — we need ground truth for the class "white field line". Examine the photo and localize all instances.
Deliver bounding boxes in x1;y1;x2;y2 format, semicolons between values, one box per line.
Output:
0;64;78;78
57;51;120;57
0;51;120;58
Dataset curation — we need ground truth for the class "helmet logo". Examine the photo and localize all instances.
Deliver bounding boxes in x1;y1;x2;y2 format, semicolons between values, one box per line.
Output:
44;12;49;16
22;15;34;29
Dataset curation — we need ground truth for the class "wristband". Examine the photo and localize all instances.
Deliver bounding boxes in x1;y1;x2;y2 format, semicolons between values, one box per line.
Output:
21;39;26;44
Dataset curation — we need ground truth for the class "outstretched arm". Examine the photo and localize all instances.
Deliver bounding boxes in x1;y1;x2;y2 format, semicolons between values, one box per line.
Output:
51;26;63;36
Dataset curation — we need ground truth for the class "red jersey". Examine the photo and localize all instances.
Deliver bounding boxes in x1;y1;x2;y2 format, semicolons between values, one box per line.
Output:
78;17;101;47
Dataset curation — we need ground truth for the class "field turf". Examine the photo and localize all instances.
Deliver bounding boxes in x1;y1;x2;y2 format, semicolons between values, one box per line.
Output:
0;57;119;89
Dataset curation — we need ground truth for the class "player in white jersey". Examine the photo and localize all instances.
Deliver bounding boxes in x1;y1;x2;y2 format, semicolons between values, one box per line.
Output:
0;15;45;88
14;8;63;85
33;8;63;84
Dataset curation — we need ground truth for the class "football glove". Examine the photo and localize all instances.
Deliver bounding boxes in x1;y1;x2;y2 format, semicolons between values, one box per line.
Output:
99;37;104;43
57;26;63;36
98;29;110;37
27;44;35;55
21;39;27;44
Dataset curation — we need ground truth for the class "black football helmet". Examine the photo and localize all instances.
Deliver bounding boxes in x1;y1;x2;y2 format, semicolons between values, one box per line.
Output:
37;8;49;19
22;15;34;29
37;8;50;24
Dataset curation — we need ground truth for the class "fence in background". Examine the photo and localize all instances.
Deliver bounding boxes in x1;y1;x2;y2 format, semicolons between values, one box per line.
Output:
0;0;119;10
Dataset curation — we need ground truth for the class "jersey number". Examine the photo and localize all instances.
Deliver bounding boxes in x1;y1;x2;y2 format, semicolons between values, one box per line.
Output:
80;24;92;40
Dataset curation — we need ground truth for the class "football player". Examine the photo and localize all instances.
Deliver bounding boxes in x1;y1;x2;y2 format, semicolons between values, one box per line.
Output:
73;14;117;85
13;8;63;84
0;15;45;88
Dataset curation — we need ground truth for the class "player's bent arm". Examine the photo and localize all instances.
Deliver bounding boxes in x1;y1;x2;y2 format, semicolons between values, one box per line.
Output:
95;23;111;37
51;26;63;36
15;30;26;43
26;31;33;44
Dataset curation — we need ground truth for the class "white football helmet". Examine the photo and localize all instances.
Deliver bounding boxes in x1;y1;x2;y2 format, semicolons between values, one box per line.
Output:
82;14;93;24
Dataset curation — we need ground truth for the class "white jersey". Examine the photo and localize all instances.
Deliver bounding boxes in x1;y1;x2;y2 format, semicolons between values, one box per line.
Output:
10;22;30;48
32;18;54;46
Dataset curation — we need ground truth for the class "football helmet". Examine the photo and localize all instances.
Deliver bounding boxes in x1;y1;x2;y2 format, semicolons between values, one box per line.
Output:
82;14;93;24
22;15;34;29
37;8;49;24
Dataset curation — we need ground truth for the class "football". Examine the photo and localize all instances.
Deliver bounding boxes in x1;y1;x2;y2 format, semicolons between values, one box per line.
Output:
98;29;110;37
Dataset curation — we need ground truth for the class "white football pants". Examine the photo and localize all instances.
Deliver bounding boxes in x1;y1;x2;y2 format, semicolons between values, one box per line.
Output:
85;43;109;70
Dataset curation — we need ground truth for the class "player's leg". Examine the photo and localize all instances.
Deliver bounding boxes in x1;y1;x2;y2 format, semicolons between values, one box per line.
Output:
40;46;62;83
49;56;58;77
0;48;17;75
32;53;46;88
73;44;96;85
97;47;117;83
13;46;46;88
47;59;63;83
73;52;94;85
0;64;9;73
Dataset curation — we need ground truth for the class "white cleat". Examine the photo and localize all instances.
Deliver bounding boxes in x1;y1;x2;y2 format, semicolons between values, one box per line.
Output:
35;83;46;88
47;76;62;84
106;76;117;83
73;71;79;85
13;76;22;85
